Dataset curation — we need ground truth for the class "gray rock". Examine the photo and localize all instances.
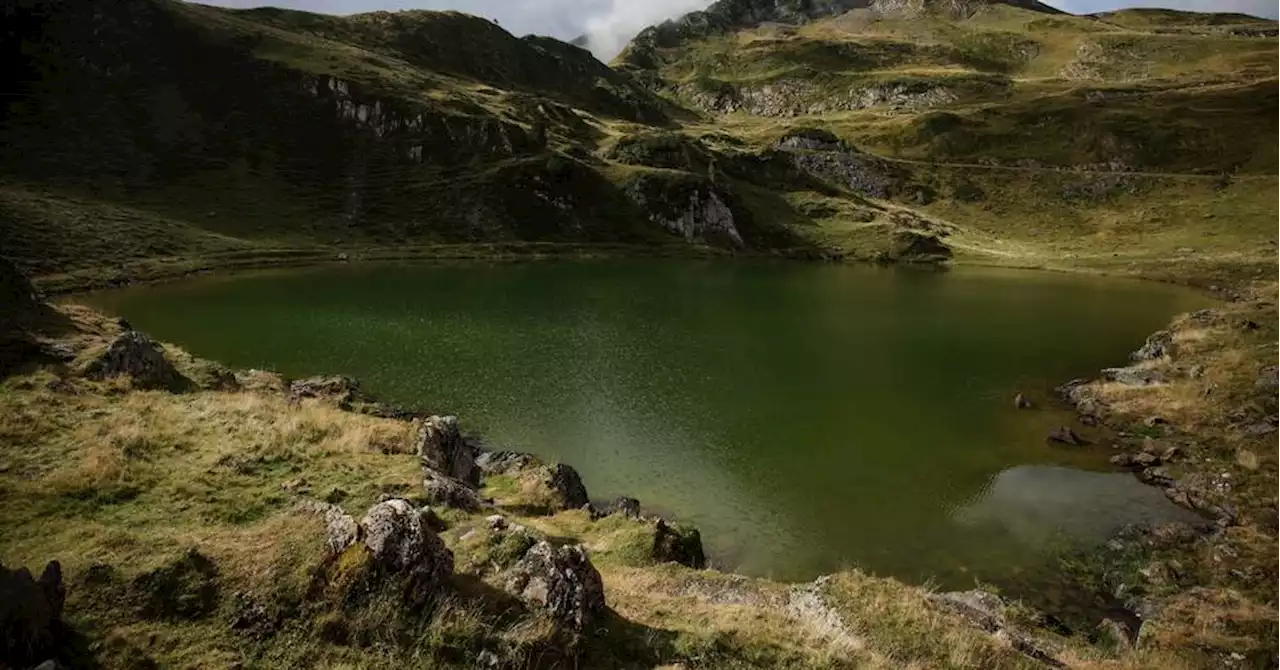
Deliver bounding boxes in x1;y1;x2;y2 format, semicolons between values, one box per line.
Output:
610;497;642;519
928;590;1007;632
1102;366;1164;386
423;471;483;511
84;331;190;391
415;415;479;487
1109;453;1134;467
475;450;538;475
323;506;359;556
287;375;361;403
1131;330;1173;361
359;499;454;607
1133;452;1160;467
503;542;604;632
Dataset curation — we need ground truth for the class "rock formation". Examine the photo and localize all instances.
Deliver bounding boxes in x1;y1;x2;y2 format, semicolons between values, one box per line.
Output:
502;542;605;632
84;331;191;392
415;415;479;486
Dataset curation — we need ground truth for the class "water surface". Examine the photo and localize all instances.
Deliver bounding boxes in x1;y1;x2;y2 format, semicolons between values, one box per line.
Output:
83;261;1206;587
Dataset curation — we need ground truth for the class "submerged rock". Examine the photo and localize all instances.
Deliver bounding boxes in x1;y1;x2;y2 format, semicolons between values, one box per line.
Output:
0;560;65;666
503;542;604;632
1046;427;1083;446
652;518;706;569
415;415;479;486
85;331;190;391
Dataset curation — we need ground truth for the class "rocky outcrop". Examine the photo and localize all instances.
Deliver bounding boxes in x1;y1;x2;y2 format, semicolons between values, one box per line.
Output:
423;471;484;511
784;148;901;198
84;331;191;392
624;179;745;248
415;415;479;487
503;542;605;632
1;561;65;667
546;464;590;510
477;451;590;513
358;500;454;606
609;496;642;519
1131;330;1173;362
288;375;364;403
1101;366;1164;386
652;518;707;569
883;231;952;263
322;500;454;609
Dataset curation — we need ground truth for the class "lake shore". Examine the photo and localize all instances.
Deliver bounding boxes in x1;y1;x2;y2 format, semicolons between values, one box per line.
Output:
2;257;1275;669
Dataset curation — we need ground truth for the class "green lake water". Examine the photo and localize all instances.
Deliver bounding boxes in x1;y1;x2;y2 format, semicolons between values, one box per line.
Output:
82;260;1207;589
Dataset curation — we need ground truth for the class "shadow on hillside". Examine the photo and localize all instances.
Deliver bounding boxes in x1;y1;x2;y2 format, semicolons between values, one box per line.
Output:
450;574;681;669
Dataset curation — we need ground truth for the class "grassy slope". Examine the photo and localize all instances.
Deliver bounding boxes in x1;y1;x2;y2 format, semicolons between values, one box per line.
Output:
626;3;1276;279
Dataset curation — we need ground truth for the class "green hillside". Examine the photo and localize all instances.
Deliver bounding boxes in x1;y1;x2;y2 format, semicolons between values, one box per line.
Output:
1;0;1276;288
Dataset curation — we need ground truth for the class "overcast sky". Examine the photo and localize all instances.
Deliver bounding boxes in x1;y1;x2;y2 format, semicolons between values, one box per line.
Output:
198;0;1279;58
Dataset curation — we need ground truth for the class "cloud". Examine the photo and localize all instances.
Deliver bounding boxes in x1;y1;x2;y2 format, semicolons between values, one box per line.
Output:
581;0;711;59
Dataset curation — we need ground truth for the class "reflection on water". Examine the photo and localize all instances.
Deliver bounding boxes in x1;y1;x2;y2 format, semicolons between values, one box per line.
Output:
81;260;1210;586
954;465;1205;546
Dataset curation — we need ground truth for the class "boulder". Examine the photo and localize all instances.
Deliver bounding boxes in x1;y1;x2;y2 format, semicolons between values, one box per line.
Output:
359;499;454;607
652;519;706;569
288;375;362;403
610;497;642;519
322;506;359;556
546;464;589;510
84;331;190;391
1046;427;1083;446
884;231;952;264
0;561;64;666
928;590;1006;632
475;450;539;475
423;471;484;511
415;416;479;487
503;542;605;632
1101;366;1163;386
477;451;590;513
1131;330;1172;362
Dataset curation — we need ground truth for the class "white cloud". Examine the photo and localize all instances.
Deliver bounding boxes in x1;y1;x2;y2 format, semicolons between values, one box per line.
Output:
581;0;711;59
